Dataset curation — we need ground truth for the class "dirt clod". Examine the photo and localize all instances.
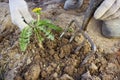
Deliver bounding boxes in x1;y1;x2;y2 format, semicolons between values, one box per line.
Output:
24;64;41;80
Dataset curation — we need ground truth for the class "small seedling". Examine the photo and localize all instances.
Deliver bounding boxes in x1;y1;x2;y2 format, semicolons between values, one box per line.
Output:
19;8;62;51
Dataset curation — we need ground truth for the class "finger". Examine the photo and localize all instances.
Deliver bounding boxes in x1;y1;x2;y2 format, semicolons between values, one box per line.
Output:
17;0;34;23
11;10;28;30
14;18;28;30
101;0;120;20
20;7;34;23
104;8;120;20
94;0;115;19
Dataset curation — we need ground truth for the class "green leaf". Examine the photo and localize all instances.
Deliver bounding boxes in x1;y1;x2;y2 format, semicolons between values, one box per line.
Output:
47;23;62;31
38;36;44;43
37;19;63;31
33;27;44;43
47;33;54;40
19;26;33;51
44;29;51;36
37;19;51;26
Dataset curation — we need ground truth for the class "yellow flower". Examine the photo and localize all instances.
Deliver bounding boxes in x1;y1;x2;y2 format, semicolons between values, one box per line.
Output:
32;8;42;13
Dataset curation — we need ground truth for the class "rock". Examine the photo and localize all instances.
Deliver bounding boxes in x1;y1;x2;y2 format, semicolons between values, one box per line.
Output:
46;65;54;74
54;54;60;61
24;64;41;80
64;65;75;75
100;73;114;80
92;76;101;80
8;50;17;59
81;71;92;80
60;74;74;80
51;62;57;68
74;35;84;44
55;65;61;73
0;54;2;59
5;68;17;80
89;63;98;71
26;58;32;65
14;54;21;60
49;49;55;55
106;63;118;74
52;72;58;78
46;4;60;9
59;44;72;58
14;75;23;80
41;70;47;78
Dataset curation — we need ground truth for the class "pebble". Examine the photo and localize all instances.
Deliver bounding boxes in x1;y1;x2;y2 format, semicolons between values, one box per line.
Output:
89;63;98;71
81;71;92;80
60;74;74;80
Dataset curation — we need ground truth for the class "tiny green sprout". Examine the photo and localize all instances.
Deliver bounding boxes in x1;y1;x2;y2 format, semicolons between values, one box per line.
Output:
19;7;62;51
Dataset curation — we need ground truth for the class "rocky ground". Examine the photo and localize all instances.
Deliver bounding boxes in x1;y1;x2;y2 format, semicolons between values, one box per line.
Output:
0;0;120;80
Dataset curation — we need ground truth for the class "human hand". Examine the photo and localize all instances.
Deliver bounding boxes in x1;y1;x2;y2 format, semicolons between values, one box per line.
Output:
9;0;34;30
94;0;120;20
94;0;120;38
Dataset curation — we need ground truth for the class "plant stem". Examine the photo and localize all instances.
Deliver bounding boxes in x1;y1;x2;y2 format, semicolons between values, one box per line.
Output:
33;28;44;49
37;14;40;23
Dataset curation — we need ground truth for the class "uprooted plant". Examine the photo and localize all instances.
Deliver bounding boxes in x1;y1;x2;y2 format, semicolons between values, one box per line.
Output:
19;8;62;51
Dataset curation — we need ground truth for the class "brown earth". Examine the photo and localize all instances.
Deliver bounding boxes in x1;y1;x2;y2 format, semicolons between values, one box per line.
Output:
0;1;120;80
